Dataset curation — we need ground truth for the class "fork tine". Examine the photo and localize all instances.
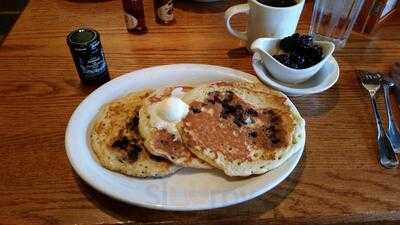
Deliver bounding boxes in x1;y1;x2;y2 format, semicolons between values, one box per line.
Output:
373;74;382;82
358;70;384;86
359;71;371;79
357;70;368;82
363;75;368;81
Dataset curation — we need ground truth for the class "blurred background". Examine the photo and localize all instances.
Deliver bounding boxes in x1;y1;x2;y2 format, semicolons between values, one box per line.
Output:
0;0;28;45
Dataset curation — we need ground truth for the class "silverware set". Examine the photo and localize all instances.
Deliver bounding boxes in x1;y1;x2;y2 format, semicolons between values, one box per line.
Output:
360;70;400;168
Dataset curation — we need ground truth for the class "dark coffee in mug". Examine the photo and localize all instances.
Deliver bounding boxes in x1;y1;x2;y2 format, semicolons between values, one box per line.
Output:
225;0;304;48
257;0;297;7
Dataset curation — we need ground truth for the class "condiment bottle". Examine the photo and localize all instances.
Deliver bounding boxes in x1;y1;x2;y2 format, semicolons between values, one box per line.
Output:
122;0;147;34
67;28;110;85
154;0;175;24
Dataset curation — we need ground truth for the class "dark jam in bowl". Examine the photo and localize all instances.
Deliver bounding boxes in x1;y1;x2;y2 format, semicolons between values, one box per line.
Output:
273;33;323;69
67;28;110;85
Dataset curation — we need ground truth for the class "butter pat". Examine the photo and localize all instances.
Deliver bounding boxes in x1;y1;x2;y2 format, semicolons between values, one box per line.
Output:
156;97;189;122
171;87;186;99
147;96;189;139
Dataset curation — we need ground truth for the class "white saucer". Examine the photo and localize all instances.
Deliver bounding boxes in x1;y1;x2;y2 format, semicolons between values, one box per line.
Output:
65;64;304;211
252;52;340;96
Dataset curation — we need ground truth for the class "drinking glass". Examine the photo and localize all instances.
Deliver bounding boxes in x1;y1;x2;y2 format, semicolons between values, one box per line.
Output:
310;0;364;48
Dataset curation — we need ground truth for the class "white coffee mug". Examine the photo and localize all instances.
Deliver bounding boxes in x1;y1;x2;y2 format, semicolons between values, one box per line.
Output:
225;0;305;48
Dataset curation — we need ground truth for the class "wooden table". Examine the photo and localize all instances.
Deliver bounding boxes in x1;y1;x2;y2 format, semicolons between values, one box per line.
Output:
1;0;400;224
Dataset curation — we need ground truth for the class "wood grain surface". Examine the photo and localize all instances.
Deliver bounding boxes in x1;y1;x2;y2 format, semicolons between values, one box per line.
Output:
1;0;400;224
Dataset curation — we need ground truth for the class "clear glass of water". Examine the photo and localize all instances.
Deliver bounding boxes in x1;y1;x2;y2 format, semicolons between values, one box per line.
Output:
310;0;364;48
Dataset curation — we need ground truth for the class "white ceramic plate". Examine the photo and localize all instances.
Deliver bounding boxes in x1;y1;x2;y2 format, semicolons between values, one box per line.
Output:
252;53;339;96
65;64;304;211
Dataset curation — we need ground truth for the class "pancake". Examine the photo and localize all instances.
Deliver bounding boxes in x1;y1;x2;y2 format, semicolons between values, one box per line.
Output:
139;86;212;169
178;81;305;176
90;90;180;178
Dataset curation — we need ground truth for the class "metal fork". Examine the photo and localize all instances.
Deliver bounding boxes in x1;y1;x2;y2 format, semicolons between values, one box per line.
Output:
381;77;400;153
359;72;399;168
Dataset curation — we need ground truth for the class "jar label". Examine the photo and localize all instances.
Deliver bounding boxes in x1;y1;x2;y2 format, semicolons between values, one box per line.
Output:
73;46;107;79
157;0;174;23
124;13;139;29
79;53;106;77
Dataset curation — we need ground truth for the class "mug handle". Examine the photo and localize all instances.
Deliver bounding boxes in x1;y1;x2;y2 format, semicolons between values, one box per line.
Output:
224;4;249;41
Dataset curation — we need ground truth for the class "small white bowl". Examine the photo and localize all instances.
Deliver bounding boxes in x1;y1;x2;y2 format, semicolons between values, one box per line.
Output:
252;52;339;96
250;37;335;84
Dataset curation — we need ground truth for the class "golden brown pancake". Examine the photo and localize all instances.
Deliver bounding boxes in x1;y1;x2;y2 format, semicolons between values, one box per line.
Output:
178;81;305;176
90;90;180;178
139;86;213;169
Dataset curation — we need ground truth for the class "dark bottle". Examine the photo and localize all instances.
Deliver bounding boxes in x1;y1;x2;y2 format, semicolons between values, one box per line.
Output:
122;0;147;34
154;0;175;24
67;28;110;85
